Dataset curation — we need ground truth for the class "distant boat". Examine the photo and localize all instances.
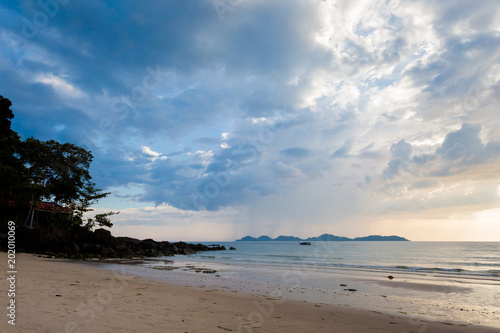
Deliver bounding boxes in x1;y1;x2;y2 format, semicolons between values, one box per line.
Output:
299;241;311;245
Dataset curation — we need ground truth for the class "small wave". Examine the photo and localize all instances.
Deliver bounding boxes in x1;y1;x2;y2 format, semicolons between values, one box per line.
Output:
457;262;500;267
489;270;500;277
189;254;500;278
391;265;467;273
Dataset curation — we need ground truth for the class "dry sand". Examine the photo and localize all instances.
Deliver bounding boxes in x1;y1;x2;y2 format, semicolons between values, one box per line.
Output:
0;252;497;333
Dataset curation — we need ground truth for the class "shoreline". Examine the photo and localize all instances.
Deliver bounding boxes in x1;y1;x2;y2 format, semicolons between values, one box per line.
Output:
1;252;499;332
87;255;500;328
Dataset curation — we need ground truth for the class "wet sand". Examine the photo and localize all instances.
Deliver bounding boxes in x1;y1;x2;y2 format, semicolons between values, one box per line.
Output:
95;256;500;328
0;252;498;332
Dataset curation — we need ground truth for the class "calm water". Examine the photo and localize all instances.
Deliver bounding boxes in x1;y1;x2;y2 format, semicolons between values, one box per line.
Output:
178;241;500;279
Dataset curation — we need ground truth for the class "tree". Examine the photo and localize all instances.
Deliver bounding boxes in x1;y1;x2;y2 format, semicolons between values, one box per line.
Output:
0;95;117;230
69;183;118;230
18;138;93;205
0;96;24;204
0;95;15;137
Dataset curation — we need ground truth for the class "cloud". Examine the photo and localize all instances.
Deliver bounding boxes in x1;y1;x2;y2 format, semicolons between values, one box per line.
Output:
437;124;487;162
2;0;500;240
330;144;350;159
271;161;304;180
383;139;414;179
375;123;500;218
280;147;312;159
140;146;167;162
410;124;500;176
35;73;85;99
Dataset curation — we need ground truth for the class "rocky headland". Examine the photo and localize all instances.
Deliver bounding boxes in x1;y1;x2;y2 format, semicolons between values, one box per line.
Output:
0;225;225;259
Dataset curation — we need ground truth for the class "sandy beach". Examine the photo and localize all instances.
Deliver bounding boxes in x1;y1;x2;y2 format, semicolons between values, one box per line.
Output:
0;252;498;332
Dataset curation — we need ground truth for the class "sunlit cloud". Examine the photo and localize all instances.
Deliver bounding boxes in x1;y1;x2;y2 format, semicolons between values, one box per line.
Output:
36;73;84;99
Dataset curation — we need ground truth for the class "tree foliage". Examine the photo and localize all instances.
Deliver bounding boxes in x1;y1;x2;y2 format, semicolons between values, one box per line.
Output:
69;183;118;230
0;95;15;137
0;96;117;229
18;138;93;204
0;95;24;203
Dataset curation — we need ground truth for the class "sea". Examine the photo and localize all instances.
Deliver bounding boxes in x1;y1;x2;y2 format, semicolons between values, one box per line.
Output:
177;241;500;278
93;241;500;328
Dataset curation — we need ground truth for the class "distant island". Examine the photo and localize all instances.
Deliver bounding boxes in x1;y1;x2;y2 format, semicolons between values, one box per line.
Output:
236;233;410;242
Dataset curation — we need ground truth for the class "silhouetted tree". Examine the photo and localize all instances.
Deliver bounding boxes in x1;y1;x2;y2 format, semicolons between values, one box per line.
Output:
69;183;117;229
0;96;24;204
18;138;93;205
0;95;117;229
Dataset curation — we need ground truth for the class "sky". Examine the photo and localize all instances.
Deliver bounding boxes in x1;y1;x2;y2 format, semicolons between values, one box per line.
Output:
1;0;500;241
